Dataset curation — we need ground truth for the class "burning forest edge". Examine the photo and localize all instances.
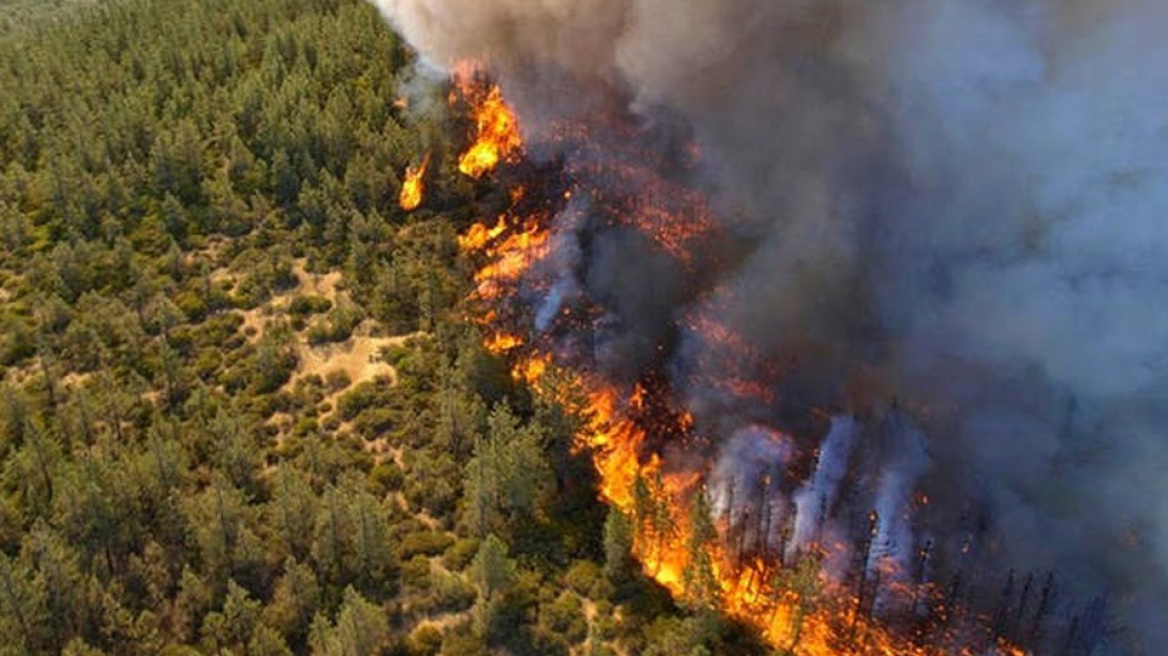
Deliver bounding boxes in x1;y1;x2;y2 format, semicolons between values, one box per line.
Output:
399;68;1123;656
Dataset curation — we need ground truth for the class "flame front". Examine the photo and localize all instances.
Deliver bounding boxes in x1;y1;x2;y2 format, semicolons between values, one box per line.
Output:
398;154;429;211
452;70;1029;656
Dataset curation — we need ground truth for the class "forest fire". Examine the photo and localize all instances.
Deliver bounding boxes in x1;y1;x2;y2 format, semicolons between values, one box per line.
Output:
366;0;1168;649
398;154;428;211
449;74;1039;655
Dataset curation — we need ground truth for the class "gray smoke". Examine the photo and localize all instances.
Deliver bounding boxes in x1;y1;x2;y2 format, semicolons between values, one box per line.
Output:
371;0;1168;650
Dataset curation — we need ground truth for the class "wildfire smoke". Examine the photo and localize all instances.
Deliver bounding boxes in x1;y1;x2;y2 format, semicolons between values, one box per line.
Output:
372;0;1168;652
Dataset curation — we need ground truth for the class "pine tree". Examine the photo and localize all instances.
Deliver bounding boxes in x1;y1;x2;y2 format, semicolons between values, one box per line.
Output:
603;507;634;585
0;552;48;652
471;533;516;637
308;587;390;656
683;490;721;610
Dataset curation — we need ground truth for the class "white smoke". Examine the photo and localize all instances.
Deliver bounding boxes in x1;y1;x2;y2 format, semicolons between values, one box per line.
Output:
788;415;856;558
867;413;930;616
709;425;792;529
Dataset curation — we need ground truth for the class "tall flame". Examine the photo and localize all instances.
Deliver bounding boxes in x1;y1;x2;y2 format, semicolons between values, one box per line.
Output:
455;73;522;178
398;154;429;211
452;70;1028;656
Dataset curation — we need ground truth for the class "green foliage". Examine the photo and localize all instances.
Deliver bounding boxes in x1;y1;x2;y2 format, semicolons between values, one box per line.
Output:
0;552;50;652
289;294;332;316
262;558;321;648
463;404;552;539
541;592;588;646
564;559;609;600
306;299;365;345
442;537;480;572
407;624;443;656
603;508;635;585
308;587;391;656
311;476;399;601
399;529;456;559
402;447;459;518
470;533;515;636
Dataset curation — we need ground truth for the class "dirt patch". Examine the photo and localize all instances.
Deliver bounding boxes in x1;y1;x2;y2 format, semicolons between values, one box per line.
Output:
292;322;408;392
291;260;341;301
235;259;344;344
412;608;472;634
208;266;234;287
60;371;91;388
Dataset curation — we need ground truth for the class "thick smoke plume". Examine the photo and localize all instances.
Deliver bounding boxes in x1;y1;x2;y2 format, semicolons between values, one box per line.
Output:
372;0;1168;651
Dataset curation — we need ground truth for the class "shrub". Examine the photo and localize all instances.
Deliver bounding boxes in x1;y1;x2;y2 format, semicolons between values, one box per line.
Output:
442;538;480;572
371;462;405;493
430;569;476;613
407;625;443;656
541;593;587;645
563;560;603;598
399;530;455;559
352;407;396;439
336;381;386;421
401;555;432;593
324;369;351;393
289;294;332;316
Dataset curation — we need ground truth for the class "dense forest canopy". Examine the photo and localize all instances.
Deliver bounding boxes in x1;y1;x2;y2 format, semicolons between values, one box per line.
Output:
0;0;767;654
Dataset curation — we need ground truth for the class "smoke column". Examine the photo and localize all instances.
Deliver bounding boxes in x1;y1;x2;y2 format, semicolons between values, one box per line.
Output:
371;0;1168;650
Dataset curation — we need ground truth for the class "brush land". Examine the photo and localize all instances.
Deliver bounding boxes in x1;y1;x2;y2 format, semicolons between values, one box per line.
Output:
0;0;766;654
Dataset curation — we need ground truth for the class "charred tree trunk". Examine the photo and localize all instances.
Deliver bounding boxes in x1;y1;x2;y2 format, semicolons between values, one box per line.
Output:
992;569;1016;639
1013;572;1034;642
1027;572;1056;645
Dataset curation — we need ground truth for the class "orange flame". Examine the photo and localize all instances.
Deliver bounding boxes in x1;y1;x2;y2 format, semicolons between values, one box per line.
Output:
484;332;523;354
456;76;522;178
457;217;508;252
398;154;429;211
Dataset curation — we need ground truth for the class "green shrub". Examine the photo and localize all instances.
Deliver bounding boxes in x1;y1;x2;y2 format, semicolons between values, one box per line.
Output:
430;569;476;614
541;593;587;645
336;381;386;421
442;538;480;572
563;560;603;598
324;369;351;393
352;407;396;439
399;530;455;559
407;625;443;656
289;294;332;316
371;462;405;493
401;555;432;593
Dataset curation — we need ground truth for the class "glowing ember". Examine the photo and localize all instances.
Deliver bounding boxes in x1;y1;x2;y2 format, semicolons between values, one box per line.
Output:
398;154;429;211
